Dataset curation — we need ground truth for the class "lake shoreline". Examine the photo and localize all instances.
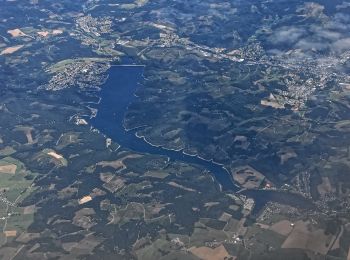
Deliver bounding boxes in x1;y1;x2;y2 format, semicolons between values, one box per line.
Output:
89;65;238;191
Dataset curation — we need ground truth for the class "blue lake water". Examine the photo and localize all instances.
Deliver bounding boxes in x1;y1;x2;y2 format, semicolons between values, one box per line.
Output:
90;65;238;191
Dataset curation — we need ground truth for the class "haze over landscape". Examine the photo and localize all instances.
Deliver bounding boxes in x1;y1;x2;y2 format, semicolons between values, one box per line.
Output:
0;0;350;259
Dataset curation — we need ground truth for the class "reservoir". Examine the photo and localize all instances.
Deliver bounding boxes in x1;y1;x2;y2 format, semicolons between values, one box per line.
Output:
90;65;238;191
90;65;316;212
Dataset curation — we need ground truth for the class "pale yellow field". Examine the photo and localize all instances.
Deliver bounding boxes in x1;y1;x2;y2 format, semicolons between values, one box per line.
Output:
47;151;63;160
7;28;26;37
189;245;231;260
0;164;17;174
270;220;293;236
4;231;17;237
0;45;24;55
52;29;63;35
37;31;49;37
282;221;335;255
78;196;92;205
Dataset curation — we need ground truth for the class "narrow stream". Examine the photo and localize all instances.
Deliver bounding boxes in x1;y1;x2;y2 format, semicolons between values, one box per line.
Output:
90;65;237;191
